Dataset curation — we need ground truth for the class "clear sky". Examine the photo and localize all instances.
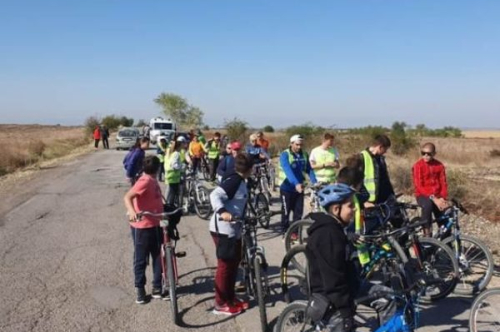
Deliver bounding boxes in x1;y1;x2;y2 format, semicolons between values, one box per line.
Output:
1;0;499;128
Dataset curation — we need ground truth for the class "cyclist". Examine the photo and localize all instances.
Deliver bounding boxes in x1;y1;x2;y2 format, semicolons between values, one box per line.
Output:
188;135;206;175
156;136;168;181
165;136;185;206
246;133;269;165
256;131;270;152
205;132;222;182
412;142;449;237
310;133;340;184
305;183;395;331
209;154;253;316
123;155;165;304
124;137;150;185
278;134;316;234
217;141;242;180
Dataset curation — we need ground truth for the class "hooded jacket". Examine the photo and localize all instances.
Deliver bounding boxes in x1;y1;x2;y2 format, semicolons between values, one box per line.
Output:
305;212;359;318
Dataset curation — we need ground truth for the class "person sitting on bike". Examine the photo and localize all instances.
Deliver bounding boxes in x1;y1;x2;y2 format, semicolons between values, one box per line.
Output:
279;134;317;234
188;135;206;175
205;132;222;182
306;183;395;331
310;133;340;184
256;131;270;152
217;141;242;181
124;155;165;304
412;142;449;237
165;136;185;206
246;133;270;166
209;154;253;316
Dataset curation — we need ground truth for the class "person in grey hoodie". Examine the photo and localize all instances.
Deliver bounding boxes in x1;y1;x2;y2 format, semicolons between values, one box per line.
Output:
209;154;253;316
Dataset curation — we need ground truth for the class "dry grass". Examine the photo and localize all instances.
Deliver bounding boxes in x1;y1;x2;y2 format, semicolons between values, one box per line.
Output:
463;130;500;138
0;125;90;176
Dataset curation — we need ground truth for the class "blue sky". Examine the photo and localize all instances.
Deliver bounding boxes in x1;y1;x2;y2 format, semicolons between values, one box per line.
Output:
1;0;499;128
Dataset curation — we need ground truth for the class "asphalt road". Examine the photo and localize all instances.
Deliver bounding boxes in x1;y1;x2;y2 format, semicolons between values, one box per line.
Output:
0;147;492;332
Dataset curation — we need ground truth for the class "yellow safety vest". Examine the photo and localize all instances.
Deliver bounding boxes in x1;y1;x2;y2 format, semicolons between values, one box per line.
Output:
311;146;338;184
353;195;370;266
165;150;181;184
207;141;220;159
278;149;309;185
361;150;376;203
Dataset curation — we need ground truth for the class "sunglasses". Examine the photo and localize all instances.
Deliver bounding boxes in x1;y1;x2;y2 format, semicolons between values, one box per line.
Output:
421;151;434;156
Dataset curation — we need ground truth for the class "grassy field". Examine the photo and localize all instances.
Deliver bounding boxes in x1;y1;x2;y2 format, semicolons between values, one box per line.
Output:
0;124;90;176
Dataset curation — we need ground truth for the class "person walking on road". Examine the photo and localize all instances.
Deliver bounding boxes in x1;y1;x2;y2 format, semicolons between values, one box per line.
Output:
412;142;449;237
278;134;317;234
93;125;101;149
309;133;340;184
123;155;165;304
209;154;253;316
101;125;110;149
205;132;222;182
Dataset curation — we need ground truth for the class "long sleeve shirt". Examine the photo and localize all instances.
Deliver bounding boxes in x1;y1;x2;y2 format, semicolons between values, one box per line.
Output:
412;158;448;199
279;149;317;193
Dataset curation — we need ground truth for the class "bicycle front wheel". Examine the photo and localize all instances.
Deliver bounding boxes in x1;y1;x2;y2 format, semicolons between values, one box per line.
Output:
254;255;268;332
469;288;500;332
166;247;179;325
255;192;271;229
202;163;210;181
281;244;309;303
443;235;494;295
275;300;316;332
284;219;314;254
194;185;212;220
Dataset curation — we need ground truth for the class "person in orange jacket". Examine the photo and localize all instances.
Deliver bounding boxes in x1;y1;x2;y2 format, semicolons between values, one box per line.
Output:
93;125;101;149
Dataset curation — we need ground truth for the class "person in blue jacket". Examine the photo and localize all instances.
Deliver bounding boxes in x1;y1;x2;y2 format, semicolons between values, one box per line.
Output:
217;141;242;181
278;134;316;234
124;137;150;185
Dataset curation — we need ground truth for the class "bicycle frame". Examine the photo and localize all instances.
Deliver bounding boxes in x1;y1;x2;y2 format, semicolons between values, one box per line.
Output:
160;220;179;283
241;218;269;299
435;206;463;261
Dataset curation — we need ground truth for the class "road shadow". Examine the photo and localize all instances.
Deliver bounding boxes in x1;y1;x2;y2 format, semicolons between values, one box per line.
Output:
417;295;472;331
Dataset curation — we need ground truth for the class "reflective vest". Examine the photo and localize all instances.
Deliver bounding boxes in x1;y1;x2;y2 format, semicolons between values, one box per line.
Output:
165;150;181;184
353;195;370;266
278;149;309;184
361;150;376;203
180;148;186;164
311;146;338;184
207;141;220;159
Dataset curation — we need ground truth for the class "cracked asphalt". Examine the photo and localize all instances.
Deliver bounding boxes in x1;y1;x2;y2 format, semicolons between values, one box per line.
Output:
0;147;491;332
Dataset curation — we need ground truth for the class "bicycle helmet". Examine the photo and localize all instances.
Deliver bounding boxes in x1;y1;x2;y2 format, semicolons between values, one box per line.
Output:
176;136;187;143
317;183;355;208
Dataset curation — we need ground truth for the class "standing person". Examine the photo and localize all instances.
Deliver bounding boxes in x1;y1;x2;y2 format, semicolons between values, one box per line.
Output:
188;135;206;175
93;125;101;149
209;154;253;316
205;132;222;182
412;142;449;237
156;136;168;182
101;125;110;149
197;129;207;145
165;137;185;206
309;133;340;184
123;155;165;304
278;135;317;234
217;141;242;180
256;131;270;152
246;133;269;166
124;137;150;185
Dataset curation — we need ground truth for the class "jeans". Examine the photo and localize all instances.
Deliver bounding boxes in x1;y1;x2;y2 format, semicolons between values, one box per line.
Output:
209;157;219;181
130;226;162;289
280;190;304;232
166;182;180;206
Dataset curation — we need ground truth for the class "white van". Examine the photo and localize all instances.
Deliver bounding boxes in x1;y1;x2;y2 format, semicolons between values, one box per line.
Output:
149;117;176;144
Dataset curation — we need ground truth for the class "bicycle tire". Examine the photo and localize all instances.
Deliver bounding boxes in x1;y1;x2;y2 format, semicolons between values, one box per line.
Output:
202;163;210;181
418;237;459;303
284;219;314;257
442;235;494;295
194;185;212;220
281;244;309;303
275;300;315;332
166;247;179;325
469;287;500;332
255;192;271;229
254;255;268;332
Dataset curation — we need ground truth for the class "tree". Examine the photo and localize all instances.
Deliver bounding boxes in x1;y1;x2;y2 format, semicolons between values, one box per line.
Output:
136;119;147;127
390;121;415;156
84;116;100;136
119;116;134;127
154;92;204;129
224;117;248;142
263;125;275;133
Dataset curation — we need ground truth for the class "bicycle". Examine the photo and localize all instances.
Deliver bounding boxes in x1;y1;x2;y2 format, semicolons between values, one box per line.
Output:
247;177;273;229
137;207;184;325
199;155;211;181
469;287;500;332
232;214;271;332
253;162;273;205
433;199;493;295
178;168;212;219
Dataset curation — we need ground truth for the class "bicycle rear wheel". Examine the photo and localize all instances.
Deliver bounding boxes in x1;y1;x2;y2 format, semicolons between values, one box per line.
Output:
443;235;494;295
284;219;314;255
253;255;268;332
469;288;500;332
281;244;309;303
275;301;316;332
166;247;179;325
194;185;212;220
255;192;271;229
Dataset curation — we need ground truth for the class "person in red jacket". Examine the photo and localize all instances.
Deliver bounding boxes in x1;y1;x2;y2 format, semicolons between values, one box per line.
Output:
412;142;449;236
93;125;101;149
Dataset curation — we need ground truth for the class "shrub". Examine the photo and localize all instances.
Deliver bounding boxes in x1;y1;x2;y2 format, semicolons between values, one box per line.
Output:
447;169;469;200
224;117;248;142
263;125;275;133
490;149;500;158
390;122;416;156
347;126;388;138
389;164;414;195
84;116;100;136
285;122;323;142
136;119;147;127
27;140;46;158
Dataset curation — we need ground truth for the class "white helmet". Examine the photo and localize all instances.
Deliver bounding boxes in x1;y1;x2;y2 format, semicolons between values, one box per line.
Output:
176;136;187;142
290;134;304;144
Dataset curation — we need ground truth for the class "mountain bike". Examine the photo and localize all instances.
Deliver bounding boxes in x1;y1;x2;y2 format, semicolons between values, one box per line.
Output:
177;168;212;219
469;287;500;332
247;177;272;229
252;162;273;205
137;207;184;325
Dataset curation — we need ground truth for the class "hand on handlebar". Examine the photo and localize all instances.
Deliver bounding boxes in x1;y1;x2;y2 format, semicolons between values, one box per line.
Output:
220;212;233;222
128;211;141;222
295;184;304;194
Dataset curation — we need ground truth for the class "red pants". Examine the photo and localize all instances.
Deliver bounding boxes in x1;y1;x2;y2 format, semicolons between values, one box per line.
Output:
212;234;242;306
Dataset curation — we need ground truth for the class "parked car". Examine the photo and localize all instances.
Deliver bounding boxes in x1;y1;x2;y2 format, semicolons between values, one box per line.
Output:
116;127;140;150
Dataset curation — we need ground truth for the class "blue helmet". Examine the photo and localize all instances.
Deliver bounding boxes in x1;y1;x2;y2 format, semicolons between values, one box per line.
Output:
317;183;355;208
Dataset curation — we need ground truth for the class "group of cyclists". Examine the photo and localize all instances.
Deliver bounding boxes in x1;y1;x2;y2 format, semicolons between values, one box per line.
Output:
124;127;477;331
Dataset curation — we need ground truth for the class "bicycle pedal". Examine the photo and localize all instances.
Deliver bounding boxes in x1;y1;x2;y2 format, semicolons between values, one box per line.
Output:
175;251;187;258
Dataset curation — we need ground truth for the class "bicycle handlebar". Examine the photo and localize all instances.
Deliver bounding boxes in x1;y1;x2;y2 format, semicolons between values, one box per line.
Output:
136;208;183;220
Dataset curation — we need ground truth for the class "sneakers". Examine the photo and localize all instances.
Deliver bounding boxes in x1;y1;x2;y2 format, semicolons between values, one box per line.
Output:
213;303;242;316
136;287;146;304
152;287;169;300
233;298;250;310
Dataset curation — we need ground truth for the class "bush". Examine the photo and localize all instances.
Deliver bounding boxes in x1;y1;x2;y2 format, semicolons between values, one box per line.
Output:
347;126;389;138
447;169;469;200
27;140;46;158
490;149;500;158
136;119;147;127
285;123;323;141
203;125;210;131
390;163;413;195
390;122;416;156
224;117;248;142
263;125;275;133
84;116;100;136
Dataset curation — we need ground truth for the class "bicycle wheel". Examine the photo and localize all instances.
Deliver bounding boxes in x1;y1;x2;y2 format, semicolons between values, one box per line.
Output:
284;219;314;254
275;300;316;332
418;237;459;303
281;245;309;303
194;185;212;220
255;192;271;229
443;235;494;295
469;288;500;332
166;247;179;325
254;255;268;332
202;162;210;181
